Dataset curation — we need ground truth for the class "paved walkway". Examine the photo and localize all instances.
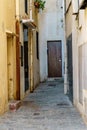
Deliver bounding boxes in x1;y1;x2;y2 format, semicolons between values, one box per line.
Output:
0;79;87;130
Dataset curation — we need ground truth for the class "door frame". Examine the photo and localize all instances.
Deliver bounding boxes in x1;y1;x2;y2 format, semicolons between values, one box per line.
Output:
16;20;20;100
47;40;62;78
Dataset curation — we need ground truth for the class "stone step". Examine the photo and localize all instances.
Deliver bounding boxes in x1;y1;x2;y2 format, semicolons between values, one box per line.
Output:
9;100;21;112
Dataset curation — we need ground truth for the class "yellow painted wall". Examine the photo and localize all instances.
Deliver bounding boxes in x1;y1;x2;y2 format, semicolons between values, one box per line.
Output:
32;0;40;89
0;0;40;114
19;0;25;16
0;0;16;114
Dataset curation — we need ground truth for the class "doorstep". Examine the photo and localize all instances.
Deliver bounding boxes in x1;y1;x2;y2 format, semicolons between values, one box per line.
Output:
9;100;21;112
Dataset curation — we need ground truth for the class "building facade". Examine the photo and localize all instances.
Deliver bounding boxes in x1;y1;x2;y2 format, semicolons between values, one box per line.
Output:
64;0;73;101
39;0;65;82
0;0;16;114
64;0;87;121
16;0;40;99
0;0;40;114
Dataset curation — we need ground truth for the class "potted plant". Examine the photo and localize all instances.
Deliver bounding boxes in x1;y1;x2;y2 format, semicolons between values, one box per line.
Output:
34;0;46;10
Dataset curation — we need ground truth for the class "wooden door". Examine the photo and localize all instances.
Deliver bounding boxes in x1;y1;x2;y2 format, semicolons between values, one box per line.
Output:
47;41;62;77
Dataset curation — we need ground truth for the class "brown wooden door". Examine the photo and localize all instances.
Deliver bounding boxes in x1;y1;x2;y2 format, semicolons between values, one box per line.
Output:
47;41;62;77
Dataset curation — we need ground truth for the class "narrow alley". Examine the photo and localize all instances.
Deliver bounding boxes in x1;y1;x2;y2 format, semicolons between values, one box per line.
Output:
0;79;86;130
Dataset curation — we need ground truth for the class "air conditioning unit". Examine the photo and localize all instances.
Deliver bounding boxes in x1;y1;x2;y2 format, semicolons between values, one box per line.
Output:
79;0;87;9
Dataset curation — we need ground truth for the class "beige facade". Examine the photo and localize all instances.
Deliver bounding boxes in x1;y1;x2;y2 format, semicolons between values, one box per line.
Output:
64;0;73;98
16;0;40;97
64;0;87;122
0;0;40;114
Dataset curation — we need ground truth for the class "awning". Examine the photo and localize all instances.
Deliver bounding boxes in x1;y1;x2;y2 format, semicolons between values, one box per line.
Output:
21;19;36;29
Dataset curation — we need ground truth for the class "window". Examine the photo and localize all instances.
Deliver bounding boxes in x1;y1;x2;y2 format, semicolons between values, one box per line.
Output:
36;32;39;59
25;0;28;14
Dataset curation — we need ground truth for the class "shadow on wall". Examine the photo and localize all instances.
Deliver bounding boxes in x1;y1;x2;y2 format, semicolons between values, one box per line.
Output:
66;34;73;102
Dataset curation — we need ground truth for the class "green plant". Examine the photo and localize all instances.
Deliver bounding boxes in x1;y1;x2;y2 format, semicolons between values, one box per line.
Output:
34;0;46;10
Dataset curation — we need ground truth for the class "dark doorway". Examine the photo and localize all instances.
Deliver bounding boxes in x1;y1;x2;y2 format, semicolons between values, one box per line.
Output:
47;41;62;77
67;34;73;102
24;42;29;91
23;27;29;92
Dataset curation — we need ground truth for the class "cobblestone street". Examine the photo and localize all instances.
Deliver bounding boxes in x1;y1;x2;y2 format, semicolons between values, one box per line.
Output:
0;79;87;130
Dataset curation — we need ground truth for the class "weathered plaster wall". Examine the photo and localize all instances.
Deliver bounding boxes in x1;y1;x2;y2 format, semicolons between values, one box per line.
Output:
32;1;40;90
0;11;7;113
33;31;40;89
65;2;72;96
65;0;71;11
16;0;25;99
73;8;87;120
65;0;87;122
72;15;78;106
39;0;65;82
65;4;72;38
19;0;25;16
17;0;40;97
64;1;73;97
0;0;16;114
38;13;48;81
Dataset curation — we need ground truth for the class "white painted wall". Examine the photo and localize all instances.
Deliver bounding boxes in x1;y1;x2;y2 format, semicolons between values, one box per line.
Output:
38;0;65;82
65;0;87;121
72;8;87;119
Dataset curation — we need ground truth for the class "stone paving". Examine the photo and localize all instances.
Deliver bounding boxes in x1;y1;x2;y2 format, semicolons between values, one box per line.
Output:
0;79;87;130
